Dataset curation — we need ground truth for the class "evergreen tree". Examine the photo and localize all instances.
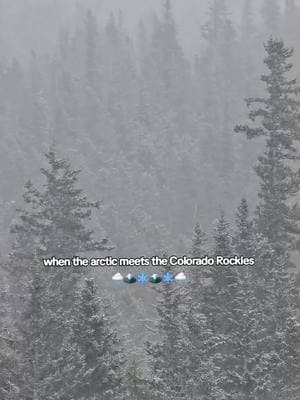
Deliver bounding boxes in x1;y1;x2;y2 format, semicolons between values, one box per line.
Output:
254;250;300;400
69;278;124;400
13;258;73;399
201;213;234;334
191;222;207;258
234;198;256;257
180;223;219;399
213;211;232;258
200;213;237;379
235;39;300;398
181;303;218;400
200;0;237;125
228;200;270;400
10;145;110;273
196;0;241;210
8;147;111;398
148;0;188;116
146;262;186;399
235;38;300;258
85;9;99;88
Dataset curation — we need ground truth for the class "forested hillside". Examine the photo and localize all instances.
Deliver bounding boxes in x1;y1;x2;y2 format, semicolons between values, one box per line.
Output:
0;1;299;399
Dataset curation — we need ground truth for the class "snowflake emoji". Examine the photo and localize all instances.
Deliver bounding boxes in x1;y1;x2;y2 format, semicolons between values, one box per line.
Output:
163;272;174;283
137;272;148;284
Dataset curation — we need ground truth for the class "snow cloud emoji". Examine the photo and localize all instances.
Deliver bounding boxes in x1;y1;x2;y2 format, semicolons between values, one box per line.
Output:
112;273;124;284
175;272;186;283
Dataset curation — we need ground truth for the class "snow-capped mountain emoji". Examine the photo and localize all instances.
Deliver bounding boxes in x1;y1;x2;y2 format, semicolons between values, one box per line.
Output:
149;273;162;284
175;272;187;282
112;273;123;283
123;273;137;284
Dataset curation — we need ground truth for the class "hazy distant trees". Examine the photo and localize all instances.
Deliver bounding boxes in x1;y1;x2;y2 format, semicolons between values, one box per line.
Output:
1;0;300;254
0;1;299;399
262;0;280;34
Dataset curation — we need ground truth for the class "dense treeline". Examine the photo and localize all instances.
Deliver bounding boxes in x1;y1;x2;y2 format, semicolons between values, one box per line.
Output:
0;0;300;399
1;0;300;257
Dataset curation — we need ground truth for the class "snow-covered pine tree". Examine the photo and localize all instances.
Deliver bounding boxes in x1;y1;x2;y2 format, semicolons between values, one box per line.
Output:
234;198;256;257
235;39;300;397
191;222;207;258
235;38;300;258
184;213;237;399
190;222;208;287
146;262;187;400
8;146;112;398
69;278;124;400
213;211;232;258
251;248;300;400
12;258;71;399
10;145;110;299
178;224;218;399
225;199;271;400
200;212;235;335
178;223;217;399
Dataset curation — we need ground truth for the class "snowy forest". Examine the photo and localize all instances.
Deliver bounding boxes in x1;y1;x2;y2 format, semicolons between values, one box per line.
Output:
0;0;300;399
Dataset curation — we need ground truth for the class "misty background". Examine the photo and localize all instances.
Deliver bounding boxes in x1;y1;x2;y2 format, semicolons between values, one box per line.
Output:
0;1;299;399
2;0;300;256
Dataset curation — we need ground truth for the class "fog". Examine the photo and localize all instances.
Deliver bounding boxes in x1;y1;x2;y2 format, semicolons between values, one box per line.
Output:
0;1;299;399
0;0;267;60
